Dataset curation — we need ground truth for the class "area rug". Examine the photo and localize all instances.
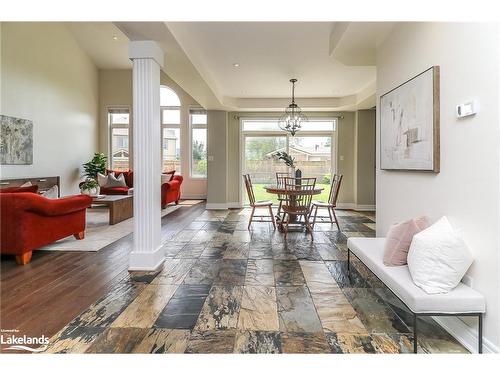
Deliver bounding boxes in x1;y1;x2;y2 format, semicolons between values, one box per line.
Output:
39;205;181;252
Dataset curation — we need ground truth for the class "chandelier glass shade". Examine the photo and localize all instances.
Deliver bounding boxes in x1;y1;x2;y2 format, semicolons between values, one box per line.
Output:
278;79;308;136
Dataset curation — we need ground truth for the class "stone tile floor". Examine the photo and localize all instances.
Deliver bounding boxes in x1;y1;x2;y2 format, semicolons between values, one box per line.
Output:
44;209;468;354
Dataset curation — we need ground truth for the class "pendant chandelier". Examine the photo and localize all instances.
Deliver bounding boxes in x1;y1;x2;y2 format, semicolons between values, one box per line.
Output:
279;78;308;136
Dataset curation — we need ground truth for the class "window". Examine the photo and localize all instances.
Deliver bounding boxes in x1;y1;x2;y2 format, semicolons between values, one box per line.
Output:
241;118;337;204
160;86;181;173
190;109;207;178
108;109;130;171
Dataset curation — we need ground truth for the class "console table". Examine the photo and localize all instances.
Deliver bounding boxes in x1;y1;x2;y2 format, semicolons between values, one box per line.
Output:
0;176;60;197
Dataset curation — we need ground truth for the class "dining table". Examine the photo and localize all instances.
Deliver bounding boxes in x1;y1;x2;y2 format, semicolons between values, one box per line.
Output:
264;184;324;232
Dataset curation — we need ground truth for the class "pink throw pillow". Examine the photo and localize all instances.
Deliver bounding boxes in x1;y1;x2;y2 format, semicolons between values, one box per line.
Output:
383;216;430;266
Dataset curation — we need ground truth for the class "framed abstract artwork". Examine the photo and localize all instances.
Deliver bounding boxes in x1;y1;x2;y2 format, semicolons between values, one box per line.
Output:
380;66;440;172
0;115;34;165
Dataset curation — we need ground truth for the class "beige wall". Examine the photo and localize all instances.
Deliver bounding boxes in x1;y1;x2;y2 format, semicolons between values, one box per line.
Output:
98;69;207;198
0;23;99;195
225;111;368;208
355;109;376;206
206;110;227;205
98;69;132;155
377;22;500;351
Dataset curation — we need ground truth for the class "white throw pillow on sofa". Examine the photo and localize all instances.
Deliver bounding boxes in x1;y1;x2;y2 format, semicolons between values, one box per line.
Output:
407;216;473;294
97;172;108;187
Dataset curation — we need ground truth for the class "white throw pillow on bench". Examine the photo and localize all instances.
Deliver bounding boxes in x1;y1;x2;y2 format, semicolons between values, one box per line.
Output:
407;216;473;294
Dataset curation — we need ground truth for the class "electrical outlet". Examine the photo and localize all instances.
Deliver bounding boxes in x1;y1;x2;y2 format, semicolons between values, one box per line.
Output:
462;274;473;288
208;155;214;162
340;155;344;161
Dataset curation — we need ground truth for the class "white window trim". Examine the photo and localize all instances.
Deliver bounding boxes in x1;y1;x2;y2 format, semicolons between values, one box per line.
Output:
108;106;131;171
189;109;208;180
239;116;339;207
160;86;182;173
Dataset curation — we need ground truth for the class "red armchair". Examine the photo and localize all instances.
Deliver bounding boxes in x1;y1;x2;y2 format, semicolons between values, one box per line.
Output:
162;175;183;208
0;192;92;265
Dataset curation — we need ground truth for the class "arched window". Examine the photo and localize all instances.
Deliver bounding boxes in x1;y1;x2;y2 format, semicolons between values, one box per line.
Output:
160;86;181;173
160;86;181;107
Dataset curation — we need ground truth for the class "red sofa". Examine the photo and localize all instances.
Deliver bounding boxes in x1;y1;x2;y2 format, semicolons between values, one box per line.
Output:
100;170;183;208
99;169;134;195
0;189;92;265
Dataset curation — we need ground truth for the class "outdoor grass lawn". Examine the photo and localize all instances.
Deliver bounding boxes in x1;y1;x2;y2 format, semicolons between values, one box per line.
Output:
252;183;330;203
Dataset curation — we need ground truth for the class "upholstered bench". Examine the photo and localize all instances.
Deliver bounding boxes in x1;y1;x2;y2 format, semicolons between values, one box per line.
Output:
347;237;486;353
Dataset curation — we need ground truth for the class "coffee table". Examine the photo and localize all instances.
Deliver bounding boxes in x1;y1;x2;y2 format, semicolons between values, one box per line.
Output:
91;195;133;225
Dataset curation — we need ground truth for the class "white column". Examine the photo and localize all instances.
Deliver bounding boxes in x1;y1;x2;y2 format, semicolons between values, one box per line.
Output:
128;41;164;271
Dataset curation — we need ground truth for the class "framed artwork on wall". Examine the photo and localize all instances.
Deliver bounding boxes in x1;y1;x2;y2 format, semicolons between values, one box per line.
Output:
0;115;34;165
380;66;440;172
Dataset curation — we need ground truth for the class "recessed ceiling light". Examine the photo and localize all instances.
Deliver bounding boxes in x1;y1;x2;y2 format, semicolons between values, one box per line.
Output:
233;63;240;67
112;35;118;40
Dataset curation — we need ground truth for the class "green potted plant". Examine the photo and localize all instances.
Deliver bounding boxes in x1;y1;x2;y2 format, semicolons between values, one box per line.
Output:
80;153;107;195
80;178;100;196
83;153;107;180
274;151;301;177
274;151;295;169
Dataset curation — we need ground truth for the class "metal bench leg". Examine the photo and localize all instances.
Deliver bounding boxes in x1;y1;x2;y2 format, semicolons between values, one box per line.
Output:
478;313;483;354
413;314;418;353
347;248;350;278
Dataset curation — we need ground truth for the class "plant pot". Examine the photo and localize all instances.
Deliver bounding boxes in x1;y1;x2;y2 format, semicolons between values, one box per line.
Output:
81;186;100;196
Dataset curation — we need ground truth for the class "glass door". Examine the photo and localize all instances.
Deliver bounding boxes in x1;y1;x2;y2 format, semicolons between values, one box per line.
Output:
243;135;287;203
288;135;333;202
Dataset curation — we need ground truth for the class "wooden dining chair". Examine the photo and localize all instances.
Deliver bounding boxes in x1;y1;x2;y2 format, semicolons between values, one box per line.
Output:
282;177;316;239
310;174;343;230
276;172;291;219
243;174;276;230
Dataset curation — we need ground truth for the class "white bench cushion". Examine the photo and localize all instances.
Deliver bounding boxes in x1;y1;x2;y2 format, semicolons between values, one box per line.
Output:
347;237;485;314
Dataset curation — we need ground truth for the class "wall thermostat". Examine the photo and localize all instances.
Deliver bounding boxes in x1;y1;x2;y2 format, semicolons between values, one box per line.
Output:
456;100;478;118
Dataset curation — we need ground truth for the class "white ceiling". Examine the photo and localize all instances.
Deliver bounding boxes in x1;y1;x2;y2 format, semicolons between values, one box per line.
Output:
66;22;393;111
165;22;376;99
66;22;131;69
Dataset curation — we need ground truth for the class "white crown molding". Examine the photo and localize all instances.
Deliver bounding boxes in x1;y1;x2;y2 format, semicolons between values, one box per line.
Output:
129;40;164;68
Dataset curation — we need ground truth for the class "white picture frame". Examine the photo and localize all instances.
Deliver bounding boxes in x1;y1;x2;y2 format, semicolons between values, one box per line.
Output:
380;66;440;172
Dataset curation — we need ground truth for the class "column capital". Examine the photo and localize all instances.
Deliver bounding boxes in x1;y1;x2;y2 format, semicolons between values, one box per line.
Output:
129;41;164;68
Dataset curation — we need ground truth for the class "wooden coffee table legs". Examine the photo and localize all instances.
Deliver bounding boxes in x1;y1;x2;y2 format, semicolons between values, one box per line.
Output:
108;198;133;225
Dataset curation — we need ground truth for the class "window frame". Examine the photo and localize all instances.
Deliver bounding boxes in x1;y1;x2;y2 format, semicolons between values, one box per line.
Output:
239;116;338;206
189;108;208;180
108;107;131;171
160;86;182;174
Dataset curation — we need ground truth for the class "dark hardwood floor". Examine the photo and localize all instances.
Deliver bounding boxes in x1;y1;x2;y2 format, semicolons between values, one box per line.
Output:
0;202;206;342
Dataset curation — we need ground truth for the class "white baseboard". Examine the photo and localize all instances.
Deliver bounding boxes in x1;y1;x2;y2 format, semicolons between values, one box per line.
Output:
206;202;374;211
336;203;376;211
227;202;242;209
432;316;498;354
181;194;206;200
354;204;376;211
205;203;230;210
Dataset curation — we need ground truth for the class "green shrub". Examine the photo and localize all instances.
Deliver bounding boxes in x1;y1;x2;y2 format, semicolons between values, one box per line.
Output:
322;173;331;185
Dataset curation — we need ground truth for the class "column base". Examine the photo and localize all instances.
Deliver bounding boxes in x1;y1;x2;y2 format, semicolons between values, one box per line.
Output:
128;246;165;271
